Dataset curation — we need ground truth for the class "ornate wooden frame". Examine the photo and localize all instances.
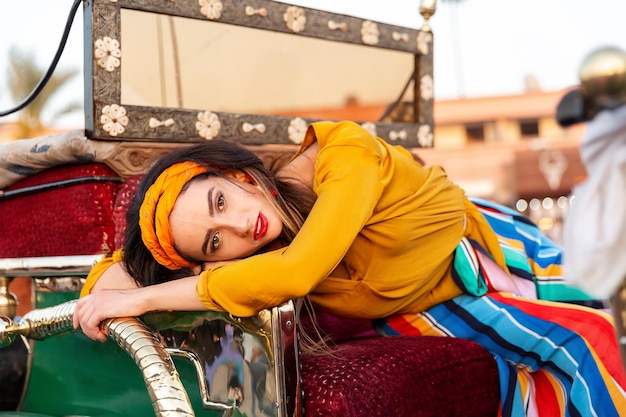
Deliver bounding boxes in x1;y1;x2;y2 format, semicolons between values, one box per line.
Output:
84;0;434;147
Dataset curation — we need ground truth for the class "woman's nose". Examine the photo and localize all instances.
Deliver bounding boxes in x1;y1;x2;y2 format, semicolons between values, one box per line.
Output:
221;215;250;237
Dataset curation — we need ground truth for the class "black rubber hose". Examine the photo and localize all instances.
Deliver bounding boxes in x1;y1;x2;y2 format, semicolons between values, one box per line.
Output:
0;0;82;117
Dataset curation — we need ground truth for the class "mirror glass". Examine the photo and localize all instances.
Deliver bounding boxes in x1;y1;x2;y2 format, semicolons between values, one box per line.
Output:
120;9;414;119
161;318;277;414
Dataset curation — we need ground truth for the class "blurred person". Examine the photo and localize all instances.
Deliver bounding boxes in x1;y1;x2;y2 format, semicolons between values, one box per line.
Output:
559;46;626;298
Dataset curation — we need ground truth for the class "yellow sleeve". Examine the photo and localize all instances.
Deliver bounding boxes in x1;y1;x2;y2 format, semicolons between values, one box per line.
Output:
79;249;124;297
196;121;388;316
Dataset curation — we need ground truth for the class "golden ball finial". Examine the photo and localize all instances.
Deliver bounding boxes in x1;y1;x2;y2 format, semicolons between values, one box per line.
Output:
419;0;437;32
579;46;626;109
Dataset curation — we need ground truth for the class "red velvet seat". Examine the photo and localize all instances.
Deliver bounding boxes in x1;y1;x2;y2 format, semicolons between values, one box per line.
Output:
0;164;501;416
302;336;500;417
0;163;120;257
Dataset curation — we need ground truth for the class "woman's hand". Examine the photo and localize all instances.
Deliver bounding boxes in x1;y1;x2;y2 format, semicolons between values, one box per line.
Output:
73;288;148;342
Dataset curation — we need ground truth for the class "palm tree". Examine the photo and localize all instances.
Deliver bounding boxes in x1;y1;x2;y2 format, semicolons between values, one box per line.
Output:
4;46;82;138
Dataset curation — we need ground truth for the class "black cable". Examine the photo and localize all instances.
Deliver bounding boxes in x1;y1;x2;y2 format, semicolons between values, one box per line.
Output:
0;0;82;117
0;176;123;201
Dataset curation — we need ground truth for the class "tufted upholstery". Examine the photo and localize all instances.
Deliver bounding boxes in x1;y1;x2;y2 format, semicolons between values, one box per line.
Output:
0;163;120;258
301;336;500;417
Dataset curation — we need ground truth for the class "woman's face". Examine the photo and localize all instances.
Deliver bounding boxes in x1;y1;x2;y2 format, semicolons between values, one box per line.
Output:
169;173;283;262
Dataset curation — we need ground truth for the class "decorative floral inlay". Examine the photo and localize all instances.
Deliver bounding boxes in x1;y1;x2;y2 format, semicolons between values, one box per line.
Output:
417;125;433;147
196;111;221;140
284;6;306;33
361;122;377;137
417;31;433;55
328;20;347;32
242;122;266;133
245;6;267;17
148;118;175;128
199;0;223;20
361;21;379;46
389;130;408;141
100;104;128;137
392;32;409;43
94;37;121;72
288;118;307;144
421;74;434;101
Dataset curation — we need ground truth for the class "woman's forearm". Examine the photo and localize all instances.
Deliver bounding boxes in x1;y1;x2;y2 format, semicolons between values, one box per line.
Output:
90;261;138;292
75;275;209;341
138;275;208;312
90;263;208;312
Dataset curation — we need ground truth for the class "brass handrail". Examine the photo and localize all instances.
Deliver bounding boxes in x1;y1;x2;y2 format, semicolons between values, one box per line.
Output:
0;300;196;417
104;316;196;417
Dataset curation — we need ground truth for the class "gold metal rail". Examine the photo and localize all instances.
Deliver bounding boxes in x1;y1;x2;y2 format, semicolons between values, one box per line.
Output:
0;300;196;417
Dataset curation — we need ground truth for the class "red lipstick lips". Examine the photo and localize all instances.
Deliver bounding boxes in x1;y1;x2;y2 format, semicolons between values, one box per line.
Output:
255;213;268;240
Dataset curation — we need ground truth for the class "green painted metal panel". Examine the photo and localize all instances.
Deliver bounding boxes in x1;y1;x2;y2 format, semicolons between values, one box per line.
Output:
18;291;226;417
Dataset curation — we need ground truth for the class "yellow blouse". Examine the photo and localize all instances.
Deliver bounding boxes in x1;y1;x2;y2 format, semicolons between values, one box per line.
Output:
195;121;506;317
80;248;124;297
82;121;506;317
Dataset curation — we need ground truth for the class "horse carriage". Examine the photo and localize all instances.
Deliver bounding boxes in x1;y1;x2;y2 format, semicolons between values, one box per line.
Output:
0;1;624;416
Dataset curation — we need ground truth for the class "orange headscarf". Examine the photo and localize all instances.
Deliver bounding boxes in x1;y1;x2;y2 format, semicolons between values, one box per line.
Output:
139;161;208;269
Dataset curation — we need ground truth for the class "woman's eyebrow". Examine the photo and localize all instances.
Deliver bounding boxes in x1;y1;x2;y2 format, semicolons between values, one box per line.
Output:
207;187;215;216
201;187;216;255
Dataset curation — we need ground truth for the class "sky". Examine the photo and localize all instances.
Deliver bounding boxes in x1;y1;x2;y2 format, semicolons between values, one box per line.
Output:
1;0;626;128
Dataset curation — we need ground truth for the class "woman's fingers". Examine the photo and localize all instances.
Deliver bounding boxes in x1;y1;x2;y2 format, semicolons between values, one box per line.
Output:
73;295;93;331
74;288;149;342
72;299;81;330
74;293;112;342
83;300;107;342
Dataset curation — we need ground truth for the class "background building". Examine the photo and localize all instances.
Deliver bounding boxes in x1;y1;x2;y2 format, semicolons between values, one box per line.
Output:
278;87;587;243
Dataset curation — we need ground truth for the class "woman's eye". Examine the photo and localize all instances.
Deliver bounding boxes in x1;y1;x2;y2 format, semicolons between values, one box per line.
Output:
211;232;221;252
217;194;225;211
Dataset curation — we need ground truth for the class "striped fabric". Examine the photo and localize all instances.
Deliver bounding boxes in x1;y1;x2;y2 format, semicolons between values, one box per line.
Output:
469;196;596;303
452;237;488;296
375;198;626;416
453;237;539;299
376;293;626;416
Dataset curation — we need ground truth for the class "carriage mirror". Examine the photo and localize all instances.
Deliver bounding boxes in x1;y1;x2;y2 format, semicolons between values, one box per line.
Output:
83;0;434;147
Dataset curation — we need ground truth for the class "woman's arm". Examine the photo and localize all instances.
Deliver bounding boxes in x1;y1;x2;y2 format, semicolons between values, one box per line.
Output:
89;261;138;292
76;249;207;341
74;275;205;341
79;249;136;297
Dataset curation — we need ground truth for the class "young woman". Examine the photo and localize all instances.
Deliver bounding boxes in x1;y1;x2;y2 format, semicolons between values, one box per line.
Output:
73;120;626;416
